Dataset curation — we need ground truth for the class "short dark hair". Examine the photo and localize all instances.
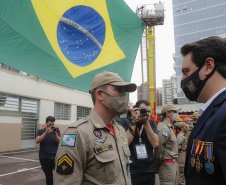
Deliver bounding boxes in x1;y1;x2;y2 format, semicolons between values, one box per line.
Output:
90;85;107;105
135;100;150;108
162;112;166;120
181;36;226;79
46;116;55;123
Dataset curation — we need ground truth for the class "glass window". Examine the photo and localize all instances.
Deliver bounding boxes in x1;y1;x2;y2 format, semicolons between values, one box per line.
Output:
54;103;71;120
77;106;91;120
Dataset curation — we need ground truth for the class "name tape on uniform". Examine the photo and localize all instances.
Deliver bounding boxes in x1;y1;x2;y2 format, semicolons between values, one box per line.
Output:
94;144;113;154
95;137;107;144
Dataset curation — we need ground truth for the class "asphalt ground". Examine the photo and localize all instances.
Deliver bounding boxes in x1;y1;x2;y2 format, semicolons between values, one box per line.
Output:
0;149;45;185
0;149;160;185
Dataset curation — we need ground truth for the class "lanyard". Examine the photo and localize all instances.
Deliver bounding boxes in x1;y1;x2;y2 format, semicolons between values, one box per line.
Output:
136;125;144;144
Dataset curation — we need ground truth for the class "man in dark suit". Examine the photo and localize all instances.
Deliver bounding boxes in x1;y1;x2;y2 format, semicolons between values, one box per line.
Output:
180;36;226;185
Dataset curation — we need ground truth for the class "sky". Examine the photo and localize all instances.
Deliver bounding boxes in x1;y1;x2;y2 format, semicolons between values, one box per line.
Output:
124;0;176;103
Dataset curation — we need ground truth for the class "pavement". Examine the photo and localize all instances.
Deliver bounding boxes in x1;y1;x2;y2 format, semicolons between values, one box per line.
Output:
0;149;44;185
0;149;160;185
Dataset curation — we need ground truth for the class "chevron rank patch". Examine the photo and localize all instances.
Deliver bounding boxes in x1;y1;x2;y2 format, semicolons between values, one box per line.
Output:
61;134;76;147
56;154;74;175
94;144;113;154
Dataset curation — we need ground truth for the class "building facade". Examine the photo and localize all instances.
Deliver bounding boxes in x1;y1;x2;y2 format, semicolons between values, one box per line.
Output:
137;83;150;101
0;64;93;152
172;0;226;102
162;76;177;105
156;87;162;106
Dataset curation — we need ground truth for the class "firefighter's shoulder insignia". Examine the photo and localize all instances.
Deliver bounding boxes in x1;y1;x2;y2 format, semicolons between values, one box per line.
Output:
56;154;74;175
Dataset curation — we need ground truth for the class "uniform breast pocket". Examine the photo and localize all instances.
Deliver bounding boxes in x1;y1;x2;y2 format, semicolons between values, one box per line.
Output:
95;151;119;184
169;135;176;146
122;145;130;162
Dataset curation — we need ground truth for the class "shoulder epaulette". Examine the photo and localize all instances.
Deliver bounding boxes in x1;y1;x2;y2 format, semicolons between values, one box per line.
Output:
69;117;89;128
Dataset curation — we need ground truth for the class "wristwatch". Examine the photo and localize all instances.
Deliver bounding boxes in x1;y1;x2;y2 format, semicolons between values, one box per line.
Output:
130;122;137;126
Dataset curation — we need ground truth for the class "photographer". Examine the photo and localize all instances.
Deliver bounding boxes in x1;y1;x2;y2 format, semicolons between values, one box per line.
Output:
36;116;61;185
120;100;159;185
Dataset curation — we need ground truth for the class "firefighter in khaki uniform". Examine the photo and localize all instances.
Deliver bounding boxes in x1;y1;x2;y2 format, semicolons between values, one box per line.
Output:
177;122;189;185
54;71;137;185
155;104;180;185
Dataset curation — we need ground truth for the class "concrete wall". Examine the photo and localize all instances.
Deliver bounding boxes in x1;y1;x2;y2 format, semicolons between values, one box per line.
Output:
0;69;93;152
0;117;22;152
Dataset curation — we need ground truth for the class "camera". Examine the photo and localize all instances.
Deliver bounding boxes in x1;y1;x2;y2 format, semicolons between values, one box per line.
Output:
50;126;59;132
139;108;150;117
127;110;132;118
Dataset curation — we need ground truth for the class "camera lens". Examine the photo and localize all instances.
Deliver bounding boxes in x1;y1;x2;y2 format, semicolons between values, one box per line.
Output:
140;108;147;117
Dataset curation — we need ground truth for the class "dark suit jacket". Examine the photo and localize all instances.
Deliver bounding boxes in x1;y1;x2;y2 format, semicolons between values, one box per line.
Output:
185;90;226;185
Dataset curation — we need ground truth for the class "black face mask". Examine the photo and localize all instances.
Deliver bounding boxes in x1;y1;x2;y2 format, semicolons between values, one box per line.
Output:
180;66;216;101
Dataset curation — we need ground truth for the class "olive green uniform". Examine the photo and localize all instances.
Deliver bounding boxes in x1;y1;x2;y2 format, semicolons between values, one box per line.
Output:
177;132;187;185
54;110;131;185
155;120;179;185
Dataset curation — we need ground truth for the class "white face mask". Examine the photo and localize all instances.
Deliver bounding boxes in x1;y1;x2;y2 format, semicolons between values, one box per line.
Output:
171;112;179;122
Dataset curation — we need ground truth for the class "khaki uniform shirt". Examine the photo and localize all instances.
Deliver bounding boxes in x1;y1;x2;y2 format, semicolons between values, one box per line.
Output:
154;120;179;169
54;110;131;185
177;132;187;165
177;132;187;151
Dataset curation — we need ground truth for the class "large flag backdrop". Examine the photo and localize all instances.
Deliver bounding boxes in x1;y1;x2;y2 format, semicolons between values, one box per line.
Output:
0;0;145;92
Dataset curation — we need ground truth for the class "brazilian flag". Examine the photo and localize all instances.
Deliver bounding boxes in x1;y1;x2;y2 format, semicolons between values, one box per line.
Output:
0;0;145;92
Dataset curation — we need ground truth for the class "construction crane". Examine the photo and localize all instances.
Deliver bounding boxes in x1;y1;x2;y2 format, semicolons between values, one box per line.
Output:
136;2;164;121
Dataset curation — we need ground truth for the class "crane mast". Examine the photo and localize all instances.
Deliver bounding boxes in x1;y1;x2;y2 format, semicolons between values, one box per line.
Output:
136;3;164;120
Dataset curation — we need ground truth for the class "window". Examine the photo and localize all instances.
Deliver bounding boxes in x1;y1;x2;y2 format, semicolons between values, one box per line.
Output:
54;103;71;120
1;63;28;76
1;64;20;73
77;106;91;120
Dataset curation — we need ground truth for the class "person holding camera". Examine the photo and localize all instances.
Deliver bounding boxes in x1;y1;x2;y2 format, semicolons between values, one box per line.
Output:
36;116;61;185
120;100;159;185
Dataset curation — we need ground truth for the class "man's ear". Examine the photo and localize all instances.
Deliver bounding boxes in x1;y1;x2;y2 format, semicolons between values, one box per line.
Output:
204;57;215;76
165;111;170;117
95;89;104;101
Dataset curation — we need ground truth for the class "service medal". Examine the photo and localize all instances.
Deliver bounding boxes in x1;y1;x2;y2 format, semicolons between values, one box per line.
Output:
191;156;196;167
191;139;198;167
195;141;204;172
204;142;215;175
195;157;202;172
205;161;214;174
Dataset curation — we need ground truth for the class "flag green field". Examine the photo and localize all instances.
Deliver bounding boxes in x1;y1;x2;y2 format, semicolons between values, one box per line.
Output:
0;0;145;92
